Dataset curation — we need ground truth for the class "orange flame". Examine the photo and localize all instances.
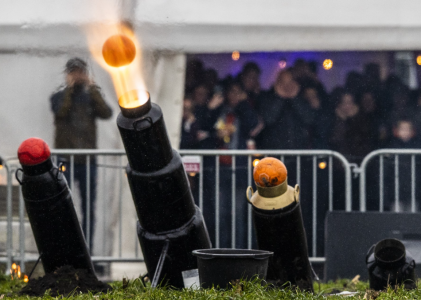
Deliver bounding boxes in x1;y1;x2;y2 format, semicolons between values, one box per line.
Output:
86;22;148;109
24;275;29;283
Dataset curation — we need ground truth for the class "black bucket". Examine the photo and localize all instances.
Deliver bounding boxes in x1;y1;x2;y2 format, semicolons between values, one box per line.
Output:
192;248;273;288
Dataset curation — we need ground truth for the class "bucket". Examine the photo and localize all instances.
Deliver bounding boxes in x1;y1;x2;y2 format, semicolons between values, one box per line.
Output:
192;248;273;288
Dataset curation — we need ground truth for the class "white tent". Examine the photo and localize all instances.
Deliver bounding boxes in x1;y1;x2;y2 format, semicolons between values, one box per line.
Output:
2;0;421;156
1;0;421;277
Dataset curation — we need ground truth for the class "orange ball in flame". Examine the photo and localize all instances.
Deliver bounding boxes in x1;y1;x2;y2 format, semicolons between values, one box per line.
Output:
253;157;287;187
102;34;136;67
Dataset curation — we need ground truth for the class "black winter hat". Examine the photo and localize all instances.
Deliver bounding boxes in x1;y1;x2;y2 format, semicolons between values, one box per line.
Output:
65;57;88;73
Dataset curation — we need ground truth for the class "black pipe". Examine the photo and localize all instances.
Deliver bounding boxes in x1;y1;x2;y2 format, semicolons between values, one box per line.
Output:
248;181;313;292
17;139;94;274
366;238;416;290
116;91;211;288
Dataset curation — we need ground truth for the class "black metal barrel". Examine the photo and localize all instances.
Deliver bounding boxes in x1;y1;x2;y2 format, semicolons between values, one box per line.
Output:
116;92;211;288
252;201;313;291
17;155;94;274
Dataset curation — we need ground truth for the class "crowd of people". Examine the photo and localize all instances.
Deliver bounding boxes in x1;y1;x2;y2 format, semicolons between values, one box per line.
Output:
181;59;421;163
181;58;421;251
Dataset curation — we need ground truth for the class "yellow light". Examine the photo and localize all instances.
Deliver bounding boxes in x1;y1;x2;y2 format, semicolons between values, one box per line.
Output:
232;51;240;61
189;172;196;177
23;275;29;283
0;164;3;170
319;162;327;169
417;55;421;66
323;59;333;70
253;159;260;167
278;60;287;69
12;263;17;270
60;165;66;172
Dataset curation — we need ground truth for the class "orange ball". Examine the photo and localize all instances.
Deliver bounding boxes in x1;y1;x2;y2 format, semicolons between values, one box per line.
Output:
253;157;287;187
102;34;136;67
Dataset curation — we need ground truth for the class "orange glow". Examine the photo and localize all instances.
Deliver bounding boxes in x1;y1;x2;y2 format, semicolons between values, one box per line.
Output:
323;59;333;70
10;263;23;280
0;164;3;170
24;275;29;283
60;165;66;172
417;55;421;66
319;162;327;169
253;159;260;167
189;172;197;177
102;34;136;67
232;51;240;61
87;23;148;109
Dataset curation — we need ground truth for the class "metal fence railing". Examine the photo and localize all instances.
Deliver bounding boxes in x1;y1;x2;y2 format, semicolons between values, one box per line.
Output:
359;149;421;213
1;149;353;273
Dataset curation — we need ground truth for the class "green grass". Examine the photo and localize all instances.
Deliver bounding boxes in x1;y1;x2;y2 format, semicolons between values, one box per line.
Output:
1;274;420;299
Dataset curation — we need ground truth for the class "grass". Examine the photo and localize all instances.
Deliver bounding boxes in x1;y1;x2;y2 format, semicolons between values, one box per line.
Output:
1;274;420;299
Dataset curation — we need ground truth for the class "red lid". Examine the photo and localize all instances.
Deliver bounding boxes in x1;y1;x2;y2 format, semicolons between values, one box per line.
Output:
18;138;51;166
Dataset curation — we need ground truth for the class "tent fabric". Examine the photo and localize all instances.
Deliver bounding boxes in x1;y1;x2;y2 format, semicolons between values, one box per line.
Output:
3;0;421;52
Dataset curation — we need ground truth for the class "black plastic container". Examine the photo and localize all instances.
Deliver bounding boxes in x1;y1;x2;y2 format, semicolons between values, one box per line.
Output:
366;238;416;290
192;249;273;289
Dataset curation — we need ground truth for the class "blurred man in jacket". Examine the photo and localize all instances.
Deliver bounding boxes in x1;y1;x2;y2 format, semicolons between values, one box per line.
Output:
50;58;112;250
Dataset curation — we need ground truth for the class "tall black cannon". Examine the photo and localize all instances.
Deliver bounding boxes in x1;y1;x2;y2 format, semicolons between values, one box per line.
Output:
247;157;313;291
17;138;94;274
116;90;211;288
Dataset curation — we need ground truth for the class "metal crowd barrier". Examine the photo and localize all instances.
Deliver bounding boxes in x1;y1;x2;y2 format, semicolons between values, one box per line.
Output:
1;149;352;272
359;149;421;212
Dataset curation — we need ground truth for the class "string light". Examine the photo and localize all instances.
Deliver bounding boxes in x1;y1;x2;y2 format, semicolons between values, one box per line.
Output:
232;51;240;61
278;60;287;69
417;55;421;66
253;159;260;167
323;59;333;70
319;162;327;169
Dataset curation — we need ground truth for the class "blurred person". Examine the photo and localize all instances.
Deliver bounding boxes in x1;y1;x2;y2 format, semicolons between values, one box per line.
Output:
384;118;421;211
239;62;261;107
191;83;224;149
189;84;225;246
180;98;199;149
301;86;332;149
214;81;259;248
292;59;328;106
185;59;205;94
203;68;219;93
330;91;371;211
330;92;372;163
50;58;112;249
364;63;382;92
345;71;366;99
388;84;413;132
256;69;315;150
359;90;389;149
412;89;421;136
